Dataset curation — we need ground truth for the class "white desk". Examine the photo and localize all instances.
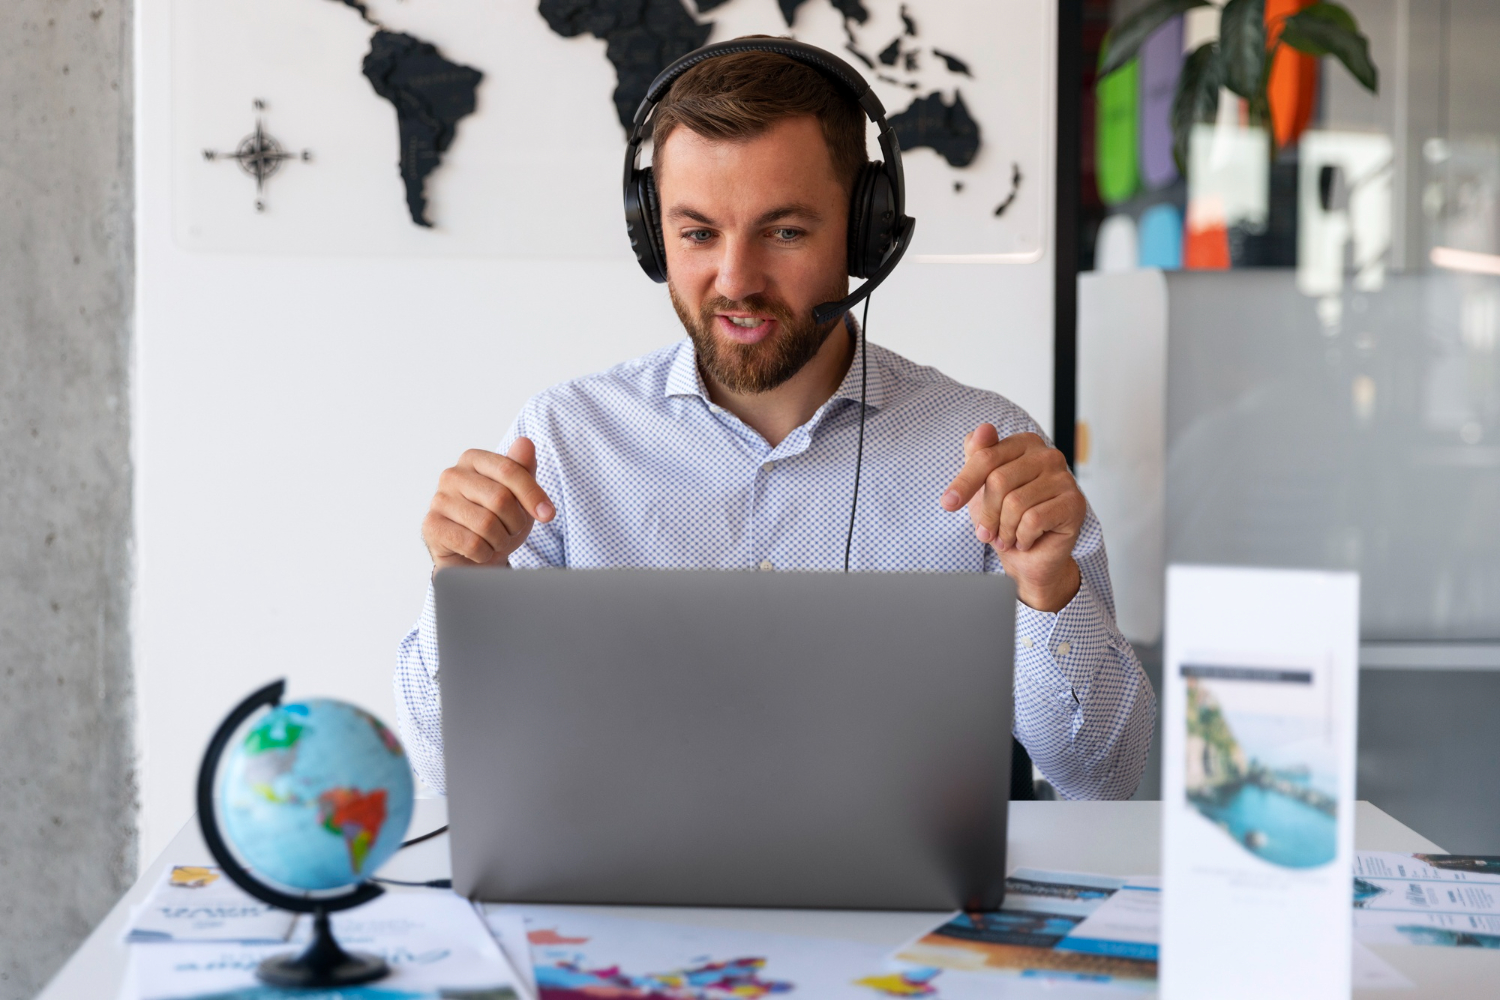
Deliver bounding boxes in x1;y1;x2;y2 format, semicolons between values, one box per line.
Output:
40;799;1495;998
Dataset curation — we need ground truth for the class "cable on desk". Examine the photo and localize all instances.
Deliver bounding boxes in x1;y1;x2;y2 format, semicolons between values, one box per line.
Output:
400;824;449;849
372;875;453;889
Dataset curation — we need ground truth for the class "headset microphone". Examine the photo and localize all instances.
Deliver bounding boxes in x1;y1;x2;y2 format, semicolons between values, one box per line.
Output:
622;38;916;571
812;216;914;327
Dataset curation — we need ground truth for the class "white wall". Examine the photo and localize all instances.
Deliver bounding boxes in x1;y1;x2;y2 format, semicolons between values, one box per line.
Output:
133;0;1057;865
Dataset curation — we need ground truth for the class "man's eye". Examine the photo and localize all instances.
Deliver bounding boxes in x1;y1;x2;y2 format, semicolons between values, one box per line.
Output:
684;230;713;242
771;228;801;241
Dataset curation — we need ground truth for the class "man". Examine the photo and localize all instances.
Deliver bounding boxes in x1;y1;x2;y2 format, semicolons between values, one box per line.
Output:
395;45;1154;800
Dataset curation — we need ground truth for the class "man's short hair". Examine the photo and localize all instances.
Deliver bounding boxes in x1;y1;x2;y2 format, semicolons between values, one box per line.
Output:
650;39;869;195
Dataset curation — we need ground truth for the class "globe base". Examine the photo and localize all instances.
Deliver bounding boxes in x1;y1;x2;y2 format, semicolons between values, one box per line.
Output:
256;909;389;988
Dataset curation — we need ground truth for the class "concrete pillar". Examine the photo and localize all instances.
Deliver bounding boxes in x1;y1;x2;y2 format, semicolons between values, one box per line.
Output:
0;1;135;995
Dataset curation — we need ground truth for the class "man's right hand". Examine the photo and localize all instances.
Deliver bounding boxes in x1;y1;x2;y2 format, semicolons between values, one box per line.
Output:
422;438;556;569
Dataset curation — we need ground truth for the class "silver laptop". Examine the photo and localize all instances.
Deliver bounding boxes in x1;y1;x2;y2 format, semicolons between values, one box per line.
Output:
435;568;1016;910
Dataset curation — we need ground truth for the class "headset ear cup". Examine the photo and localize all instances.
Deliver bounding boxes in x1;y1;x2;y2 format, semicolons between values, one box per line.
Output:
847;163;879;278
848;162;898;279
862;163;897;279
624;167;664;283
643;169;668;281
625;167;669;283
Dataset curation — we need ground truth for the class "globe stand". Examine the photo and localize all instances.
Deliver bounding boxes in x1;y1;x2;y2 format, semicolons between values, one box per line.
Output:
197;680;396;989
256;908;388;987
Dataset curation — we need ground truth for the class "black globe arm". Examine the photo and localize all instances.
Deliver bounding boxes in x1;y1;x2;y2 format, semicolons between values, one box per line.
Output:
196;678;385;914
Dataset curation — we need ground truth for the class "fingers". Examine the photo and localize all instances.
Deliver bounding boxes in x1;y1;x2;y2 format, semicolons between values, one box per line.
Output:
1014;494;1083;551
422;507;503;566
438;471;530;539
941;427;1040;511
445;467;532;536
423;439;556;567
507;436;538;475
963;422;1000;458
982;465;1053;547
463;442;555;522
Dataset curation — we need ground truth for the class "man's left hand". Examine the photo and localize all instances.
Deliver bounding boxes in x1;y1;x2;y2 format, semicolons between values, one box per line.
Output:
940;424;1084;613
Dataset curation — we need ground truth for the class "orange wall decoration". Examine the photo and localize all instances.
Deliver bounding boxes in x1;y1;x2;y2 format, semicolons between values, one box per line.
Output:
1184;222;1232;270
1266;0;1320;149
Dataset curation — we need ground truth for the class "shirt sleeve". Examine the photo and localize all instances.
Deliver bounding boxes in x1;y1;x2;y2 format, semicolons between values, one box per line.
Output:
392;407;569;793
394;580;447;793
998;502;1157;800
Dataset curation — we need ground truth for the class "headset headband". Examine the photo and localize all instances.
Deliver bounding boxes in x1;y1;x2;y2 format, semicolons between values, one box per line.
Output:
623;37;915;326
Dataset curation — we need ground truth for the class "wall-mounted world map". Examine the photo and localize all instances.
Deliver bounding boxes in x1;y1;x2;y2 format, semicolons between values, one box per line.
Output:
173;0;1051;260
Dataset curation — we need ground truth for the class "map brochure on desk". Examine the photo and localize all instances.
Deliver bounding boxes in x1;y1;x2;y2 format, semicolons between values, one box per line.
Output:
1160;566;1360;1000
124;866;295;944
892;868;1157;986
508;904;1124;1000
1352;851;1500;948
123;890;523;1000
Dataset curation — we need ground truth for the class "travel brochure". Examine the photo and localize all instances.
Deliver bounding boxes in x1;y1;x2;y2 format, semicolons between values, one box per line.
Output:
1160;566;1361;1000
1353;851;1500;949
123;891;524;1000
124;865;297;944
893;869;1158;985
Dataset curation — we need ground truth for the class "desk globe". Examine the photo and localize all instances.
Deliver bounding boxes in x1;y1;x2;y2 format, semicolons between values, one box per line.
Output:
198;680;414;986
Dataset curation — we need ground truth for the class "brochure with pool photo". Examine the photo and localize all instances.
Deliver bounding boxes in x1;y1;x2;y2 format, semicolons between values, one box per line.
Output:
1181;664;1337;869
1161;566;1359;1000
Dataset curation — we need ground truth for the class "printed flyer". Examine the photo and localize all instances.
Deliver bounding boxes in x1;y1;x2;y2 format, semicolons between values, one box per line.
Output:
1160;566;1359;1000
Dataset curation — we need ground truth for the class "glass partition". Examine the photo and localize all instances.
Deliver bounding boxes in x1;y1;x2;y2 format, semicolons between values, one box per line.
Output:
1078;1;1500;836
1083;0;1500;642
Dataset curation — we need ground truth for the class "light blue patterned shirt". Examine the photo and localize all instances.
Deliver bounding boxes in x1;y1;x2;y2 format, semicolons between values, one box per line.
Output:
395;335;1154;799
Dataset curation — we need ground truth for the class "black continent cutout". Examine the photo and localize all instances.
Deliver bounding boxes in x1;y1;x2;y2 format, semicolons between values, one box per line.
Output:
888;89;981;168
362;30;484;227
539;0;713;129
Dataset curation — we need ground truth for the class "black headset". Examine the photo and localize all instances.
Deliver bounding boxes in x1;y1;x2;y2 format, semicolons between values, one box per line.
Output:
622;37;916;327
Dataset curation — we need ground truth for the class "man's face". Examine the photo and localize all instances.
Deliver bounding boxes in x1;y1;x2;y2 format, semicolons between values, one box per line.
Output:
655;116;850;393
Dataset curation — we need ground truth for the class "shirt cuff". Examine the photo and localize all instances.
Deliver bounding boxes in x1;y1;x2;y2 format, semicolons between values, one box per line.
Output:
1014;572;1111;706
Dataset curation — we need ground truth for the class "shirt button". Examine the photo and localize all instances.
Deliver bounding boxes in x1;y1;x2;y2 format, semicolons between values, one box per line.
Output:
1021;637;1034;649
758;560;774;571
762;461;775;472
1057;641;1072;657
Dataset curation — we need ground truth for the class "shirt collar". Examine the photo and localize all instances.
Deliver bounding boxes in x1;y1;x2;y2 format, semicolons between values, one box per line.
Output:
664;338;710;400
829;318;890;412
662;319;889;412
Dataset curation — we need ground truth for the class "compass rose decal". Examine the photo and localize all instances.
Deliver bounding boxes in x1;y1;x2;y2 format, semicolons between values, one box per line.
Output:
203;100;312;213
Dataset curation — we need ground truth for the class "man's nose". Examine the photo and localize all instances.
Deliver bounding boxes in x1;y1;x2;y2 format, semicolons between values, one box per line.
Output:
713;233;768;303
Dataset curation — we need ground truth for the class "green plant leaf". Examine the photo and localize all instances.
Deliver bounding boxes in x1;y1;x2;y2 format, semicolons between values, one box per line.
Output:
1290;0;1357;33
1219;0;1267;99
1171;42;1223;175
1099;0;1212;77
1280;2;1378;92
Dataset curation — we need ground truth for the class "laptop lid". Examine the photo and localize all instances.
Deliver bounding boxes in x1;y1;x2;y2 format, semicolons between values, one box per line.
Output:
436;567;1016;910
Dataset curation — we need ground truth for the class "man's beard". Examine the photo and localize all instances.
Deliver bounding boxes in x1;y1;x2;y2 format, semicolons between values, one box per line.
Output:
670;284;847;394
